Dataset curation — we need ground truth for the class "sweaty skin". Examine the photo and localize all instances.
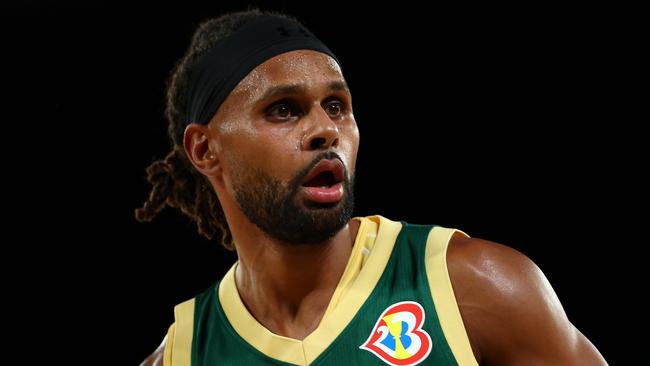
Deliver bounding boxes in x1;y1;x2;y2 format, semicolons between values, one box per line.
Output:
141;50;607;365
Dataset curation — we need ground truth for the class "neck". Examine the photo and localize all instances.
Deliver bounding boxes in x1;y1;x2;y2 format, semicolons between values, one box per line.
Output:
229;211;360;339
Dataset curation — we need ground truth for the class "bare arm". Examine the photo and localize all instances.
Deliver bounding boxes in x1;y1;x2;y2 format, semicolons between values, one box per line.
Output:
140;335;167;366
447;234;608;365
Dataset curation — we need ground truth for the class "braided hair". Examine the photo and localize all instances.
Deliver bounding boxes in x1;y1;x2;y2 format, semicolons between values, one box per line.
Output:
135;9;300;250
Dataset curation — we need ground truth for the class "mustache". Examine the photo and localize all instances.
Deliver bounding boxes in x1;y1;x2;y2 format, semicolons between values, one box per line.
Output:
288;151;346;189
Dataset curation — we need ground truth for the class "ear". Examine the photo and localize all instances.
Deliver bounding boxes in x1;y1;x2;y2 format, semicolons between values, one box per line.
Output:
183;123;221;177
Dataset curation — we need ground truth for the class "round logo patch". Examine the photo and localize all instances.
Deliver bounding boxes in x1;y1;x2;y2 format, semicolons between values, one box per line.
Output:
359;301;432;365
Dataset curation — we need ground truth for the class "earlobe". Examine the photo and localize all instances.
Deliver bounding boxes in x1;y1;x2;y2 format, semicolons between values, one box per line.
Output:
183;123;221;176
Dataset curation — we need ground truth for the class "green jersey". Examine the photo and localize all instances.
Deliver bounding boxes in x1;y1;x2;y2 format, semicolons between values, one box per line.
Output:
163;215;478;366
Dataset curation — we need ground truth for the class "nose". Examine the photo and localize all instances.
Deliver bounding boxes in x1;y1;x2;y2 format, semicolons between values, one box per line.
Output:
301;107;340;151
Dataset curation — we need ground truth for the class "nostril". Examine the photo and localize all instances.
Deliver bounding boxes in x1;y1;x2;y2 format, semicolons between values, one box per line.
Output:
310;137;327;150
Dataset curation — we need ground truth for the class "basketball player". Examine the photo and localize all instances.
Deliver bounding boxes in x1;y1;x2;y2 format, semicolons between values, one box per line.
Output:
137;10;607;366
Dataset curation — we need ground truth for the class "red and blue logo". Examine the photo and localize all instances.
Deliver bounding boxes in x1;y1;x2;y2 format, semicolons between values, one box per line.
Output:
359;301;432;365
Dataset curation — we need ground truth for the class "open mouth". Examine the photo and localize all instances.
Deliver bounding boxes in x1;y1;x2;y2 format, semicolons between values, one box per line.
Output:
300;159;345;204
301;159;345;188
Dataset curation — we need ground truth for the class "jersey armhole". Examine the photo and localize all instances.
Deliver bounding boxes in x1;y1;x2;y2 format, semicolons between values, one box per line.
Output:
162;323;175;366
165;298;195;366
425;227;479;366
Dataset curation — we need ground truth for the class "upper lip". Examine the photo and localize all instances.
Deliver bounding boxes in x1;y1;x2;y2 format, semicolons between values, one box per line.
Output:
301;159;345;186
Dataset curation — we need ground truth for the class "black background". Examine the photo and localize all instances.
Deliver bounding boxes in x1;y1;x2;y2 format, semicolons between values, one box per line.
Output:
3;1;648;365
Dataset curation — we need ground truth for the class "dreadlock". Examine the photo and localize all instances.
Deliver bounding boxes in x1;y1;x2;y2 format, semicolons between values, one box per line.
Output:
135;9;301;251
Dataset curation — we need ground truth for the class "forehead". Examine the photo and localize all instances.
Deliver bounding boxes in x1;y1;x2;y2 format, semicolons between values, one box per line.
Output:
231;50;344;102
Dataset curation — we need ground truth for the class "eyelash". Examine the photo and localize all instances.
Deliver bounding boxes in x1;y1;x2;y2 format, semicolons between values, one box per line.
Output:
265;99;301;118
264;98;346;121
324;99;344;116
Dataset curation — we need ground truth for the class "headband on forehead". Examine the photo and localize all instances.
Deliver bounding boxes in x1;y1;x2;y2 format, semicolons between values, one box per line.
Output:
186;15;339;125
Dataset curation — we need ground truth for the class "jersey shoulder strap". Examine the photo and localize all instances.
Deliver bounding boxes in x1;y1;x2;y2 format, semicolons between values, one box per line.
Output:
425;226;477;365
163;297;195;366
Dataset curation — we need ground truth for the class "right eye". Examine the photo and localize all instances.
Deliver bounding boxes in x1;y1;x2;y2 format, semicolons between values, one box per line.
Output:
265;100;301;122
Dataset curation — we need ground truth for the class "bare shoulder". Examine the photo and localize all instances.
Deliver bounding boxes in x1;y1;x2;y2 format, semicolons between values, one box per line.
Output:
446;233;608;365
140;335;167;366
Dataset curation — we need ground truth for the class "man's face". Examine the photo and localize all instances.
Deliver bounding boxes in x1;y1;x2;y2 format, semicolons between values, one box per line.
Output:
208;50;359;245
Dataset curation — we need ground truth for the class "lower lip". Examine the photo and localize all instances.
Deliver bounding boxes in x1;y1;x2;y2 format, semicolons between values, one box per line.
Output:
301;182;343;204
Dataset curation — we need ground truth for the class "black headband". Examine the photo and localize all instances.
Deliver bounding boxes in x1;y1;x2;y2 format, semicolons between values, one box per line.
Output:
186;15;339;125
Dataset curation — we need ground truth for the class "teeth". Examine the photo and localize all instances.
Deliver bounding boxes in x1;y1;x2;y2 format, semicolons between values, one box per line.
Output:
320;185;329;188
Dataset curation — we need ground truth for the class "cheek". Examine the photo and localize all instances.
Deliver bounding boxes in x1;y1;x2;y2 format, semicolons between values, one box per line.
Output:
221;125;299;178
339;123;360;175
251;127;299;165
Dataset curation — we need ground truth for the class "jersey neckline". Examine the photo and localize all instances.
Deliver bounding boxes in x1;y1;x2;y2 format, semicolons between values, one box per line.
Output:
217;215;403;365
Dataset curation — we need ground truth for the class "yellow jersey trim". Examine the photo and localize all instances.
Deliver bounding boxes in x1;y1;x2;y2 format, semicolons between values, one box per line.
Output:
321;216;378;320
218;215;402;365
425;226;479;366
162;323;175;366
169;298;195;366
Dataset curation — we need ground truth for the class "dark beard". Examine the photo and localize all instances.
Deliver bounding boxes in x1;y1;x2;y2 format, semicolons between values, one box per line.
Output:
232;152;355;245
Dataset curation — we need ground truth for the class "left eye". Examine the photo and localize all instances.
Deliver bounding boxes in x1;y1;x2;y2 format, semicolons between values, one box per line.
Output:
266;101;300;121
325;101;343;117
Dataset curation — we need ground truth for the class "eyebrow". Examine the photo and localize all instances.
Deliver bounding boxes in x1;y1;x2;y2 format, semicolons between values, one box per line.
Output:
255;81;350;105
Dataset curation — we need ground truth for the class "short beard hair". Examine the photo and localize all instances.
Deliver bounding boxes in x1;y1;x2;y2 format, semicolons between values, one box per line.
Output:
232;151;355;245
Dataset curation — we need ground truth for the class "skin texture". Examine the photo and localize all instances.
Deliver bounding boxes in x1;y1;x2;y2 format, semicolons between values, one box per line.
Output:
187;50;361;340
141;50;607;365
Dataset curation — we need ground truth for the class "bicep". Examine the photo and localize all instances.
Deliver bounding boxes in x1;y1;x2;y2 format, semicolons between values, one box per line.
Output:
571;326;609;365
449;238;607;365
140;337;165;366
503;258;607;365
140;323;175;366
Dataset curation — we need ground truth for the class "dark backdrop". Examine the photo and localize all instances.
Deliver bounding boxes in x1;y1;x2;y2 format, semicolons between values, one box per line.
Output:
3;2;648;365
